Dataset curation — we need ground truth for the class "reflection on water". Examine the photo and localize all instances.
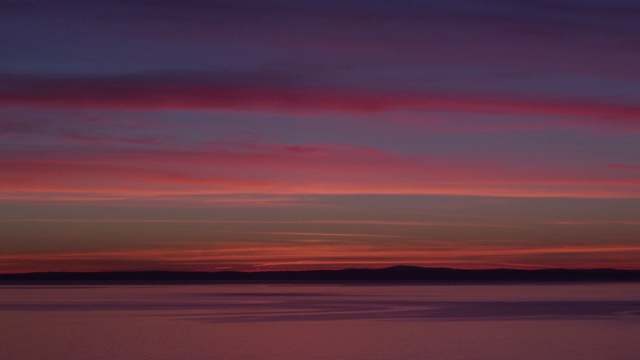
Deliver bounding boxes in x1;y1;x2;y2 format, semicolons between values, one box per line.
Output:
1;284;639;360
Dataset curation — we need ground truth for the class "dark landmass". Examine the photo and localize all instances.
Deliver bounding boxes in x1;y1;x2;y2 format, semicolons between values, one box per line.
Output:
1;266;640;284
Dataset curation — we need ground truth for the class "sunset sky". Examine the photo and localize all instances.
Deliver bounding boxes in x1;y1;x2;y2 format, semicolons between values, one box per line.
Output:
1;0;639;273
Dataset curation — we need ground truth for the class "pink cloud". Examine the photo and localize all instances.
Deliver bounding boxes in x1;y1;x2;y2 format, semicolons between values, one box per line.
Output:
2;74;639;121
1;140;639;199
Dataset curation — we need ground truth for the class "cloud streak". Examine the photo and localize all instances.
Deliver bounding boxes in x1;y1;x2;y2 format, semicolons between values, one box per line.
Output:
2;73;639;120
2;140;639;199
2;243;640;273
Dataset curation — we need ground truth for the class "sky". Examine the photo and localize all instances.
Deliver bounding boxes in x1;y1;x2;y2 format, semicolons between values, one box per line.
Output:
1;0;639;273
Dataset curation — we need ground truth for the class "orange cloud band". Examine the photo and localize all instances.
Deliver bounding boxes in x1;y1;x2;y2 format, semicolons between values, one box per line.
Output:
2;243;640;273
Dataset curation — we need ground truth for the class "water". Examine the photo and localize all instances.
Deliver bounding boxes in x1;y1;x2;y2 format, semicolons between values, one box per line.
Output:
1;283;639;359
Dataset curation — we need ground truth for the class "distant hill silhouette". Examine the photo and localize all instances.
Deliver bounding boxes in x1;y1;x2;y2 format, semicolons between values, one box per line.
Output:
1;266;639;284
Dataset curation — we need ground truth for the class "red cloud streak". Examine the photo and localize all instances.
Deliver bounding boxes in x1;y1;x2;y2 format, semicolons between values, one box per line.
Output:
2;75;639;120
1;142;639;199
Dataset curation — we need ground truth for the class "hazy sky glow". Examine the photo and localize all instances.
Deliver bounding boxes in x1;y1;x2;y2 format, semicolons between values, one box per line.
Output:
1;0;639;272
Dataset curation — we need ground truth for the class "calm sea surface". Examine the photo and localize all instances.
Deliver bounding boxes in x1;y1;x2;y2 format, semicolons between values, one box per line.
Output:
1;283;639;360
